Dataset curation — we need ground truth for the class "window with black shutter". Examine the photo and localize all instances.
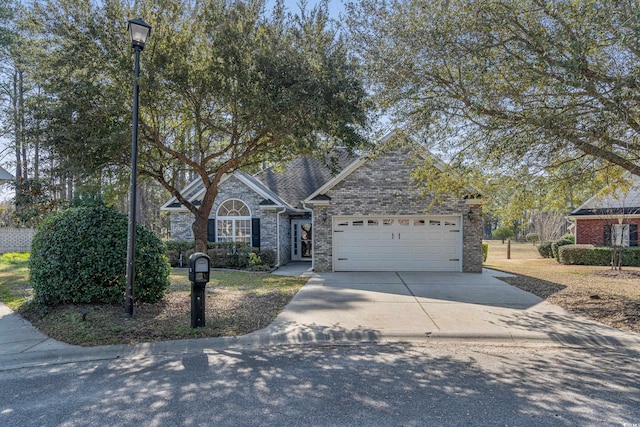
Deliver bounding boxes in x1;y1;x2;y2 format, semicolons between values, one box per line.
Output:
603;225;612;246
207;219;216;242
251;218;260;248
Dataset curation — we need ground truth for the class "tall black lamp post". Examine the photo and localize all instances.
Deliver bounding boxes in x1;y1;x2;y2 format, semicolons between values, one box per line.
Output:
125;18;151;318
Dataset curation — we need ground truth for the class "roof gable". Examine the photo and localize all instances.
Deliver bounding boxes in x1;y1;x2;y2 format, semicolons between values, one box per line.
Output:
161;172;288;211
161;150;354;211
570;174;640;216
304;130;480;204
0;166;14;183
253;149;354;209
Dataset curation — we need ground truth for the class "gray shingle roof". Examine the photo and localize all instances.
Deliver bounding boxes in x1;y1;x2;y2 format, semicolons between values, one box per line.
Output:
161;150;356;211
253;150;355;209
0;166;14;183
570;174;640;215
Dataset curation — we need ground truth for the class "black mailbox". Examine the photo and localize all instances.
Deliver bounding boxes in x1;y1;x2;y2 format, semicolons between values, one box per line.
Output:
188;252;210;328
189;253;210;284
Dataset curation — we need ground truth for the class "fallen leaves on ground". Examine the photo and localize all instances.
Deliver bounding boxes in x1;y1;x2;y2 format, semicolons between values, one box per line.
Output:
486;241;639;334
19;284;302;346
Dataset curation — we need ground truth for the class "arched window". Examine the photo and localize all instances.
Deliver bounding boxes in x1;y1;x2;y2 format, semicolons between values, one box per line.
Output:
216;199;251;244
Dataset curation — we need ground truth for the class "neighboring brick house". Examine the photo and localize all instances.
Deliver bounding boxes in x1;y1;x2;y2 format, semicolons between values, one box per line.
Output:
567;175;640;247
162;131;483;272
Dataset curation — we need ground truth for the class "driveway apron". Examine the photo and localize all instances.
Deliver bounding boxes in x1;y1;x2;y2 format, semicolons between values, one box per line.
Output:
266;269;640;346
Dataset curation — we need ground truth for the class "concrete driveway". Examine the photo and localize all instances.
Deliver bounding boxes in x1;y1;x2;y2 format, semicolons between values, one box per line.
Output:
265;267;640;347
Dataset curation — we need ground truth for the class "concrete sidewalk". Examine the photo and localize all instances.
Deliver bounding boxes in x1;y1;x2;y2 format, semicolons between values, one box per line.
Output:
1;267;639;371
0;302;74;355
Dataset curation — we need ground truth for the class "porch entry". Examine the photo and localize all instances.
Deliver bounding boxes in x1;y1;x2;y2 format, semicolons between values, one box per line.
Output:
291;220;313;261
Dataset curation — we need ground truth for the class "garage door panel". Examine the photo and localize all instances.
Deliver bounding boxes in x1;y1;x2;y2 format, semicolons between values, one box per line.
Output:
333;216;461;272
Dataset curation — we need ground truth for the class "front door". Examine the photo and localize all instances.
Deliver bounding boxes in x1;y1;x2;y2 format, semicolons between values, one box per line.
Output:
291;221;313;261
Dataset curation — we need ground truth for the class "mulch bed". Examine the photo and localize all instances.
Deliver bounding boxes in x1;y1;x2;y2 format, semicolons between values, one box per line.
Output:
592;269;640;279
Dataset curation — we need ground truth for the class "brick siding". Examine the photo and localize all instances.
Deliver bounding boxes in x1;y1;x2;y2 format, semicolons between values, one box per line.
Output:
169;175;285;260
576;218;640;245
311;148;483;273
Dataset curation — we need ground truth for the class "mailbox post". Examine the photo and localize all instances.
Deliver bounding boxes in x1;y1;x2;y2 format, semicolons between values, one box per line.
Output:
188;252;210;328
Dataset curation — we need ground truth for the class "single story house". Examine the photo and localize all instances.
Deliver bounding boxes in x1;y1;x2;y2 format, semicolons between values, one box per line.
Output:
161;132;483;272
567;174;640;247
0;166;13;184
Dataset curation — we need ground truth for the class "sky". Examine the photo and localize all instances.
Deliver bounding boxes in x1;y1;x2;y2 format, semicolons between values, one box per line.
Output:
269;0;345;19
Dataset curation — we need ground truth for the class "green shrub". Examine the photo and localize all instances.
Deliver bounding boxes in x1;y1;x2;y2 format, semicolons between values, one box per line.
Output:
492;226;514;243
165;240;194;253
259;249;277;267
537;241;554;258
482;242;488;262
559;245;640;266
525;233;539;244
163;241;195;267
30;205;170;306
166;250;180;267
551;239;573;261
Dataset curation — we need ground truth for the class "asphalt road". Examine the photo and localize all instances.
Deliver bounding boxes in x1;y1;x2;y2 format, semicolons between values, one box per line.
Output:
0;343;638;427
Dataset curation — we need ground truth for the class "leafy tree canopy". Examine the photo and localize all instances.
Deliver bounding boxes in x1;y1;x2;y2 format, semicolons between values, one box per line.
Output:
137;0;370;250
27;0;370;251
347;0;640;194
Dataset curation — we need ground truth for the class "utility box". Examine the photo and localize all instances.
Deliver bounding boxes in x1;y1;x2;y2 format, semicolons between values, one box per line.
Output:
188;252;210;328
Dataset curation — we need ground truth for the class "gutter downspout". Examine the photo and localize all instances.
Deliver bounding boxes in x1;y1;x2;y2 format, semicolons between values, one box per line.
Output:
275;207;287;268
302;202;314;271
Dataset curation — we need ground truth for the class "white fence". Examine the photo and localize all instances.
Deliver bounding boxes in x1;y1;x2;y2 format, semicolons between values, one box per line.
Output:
0;228;37;253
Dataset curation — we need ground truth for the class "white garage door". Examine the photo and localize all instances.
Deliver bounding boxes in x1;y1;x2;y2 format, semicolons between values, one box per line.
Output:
332;216;462;271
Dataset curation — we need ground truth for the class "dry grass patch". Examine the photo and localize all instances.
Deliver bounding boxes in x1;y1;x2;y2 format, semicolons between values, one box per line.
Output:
15;269;307;346
484;241;640;333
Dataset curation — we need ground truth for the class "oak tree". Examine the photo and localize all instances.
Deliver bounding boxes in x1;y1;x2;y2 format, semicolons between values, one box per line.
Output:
347;0;640;186
139;0;369;251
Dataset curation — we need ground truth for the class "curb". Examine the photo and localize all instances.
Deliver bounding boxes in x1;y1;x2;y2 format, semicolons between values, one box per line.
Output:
2;329;639;371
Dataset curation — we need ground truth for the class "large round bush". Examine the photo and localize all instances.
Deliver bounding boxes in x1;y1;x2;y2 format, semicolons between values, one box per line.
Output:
30;205;170;306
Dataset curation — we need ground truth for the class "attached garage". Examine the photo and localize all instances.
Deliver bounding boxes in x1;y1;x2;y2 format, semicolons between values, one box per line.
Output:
332;215;462;272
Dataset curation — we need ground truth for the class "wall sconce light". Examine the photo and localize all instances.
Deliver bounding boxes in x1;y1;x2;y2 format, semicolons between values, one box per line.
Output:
321;210;328;223
467;208;474;221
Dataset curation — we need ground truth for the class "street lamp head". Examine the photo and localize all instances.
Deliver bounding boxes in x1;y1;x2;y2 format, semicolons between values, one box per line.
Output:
128;18;152;50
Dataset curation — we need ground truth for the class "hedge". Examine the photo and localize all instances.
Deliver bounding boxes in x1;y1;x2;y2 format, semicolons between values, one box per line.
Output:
482;242;488;262
552;239;574;261
164;240;276;270
559;245;640;266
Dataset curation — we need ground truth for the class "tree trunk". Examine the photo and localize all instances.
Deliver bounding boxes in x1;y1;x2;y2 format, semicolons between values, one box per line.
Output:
192;211;208;254
191;184;219;253
66;176;73;201
13;70;22;185
34;117;40;180
18;69;27;180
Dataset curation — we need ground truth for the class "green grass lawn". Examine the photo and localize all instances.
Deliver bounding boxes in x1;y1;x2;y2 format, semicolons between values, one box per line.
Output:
0;252;31;310
0;254;307;346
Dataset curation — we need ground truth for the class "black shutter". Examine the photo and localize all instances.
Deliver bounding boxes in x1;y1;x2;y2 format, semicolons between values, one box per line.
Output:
207;219;216;242
603;225;612;246
251;218;260;248
630;224;638;247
